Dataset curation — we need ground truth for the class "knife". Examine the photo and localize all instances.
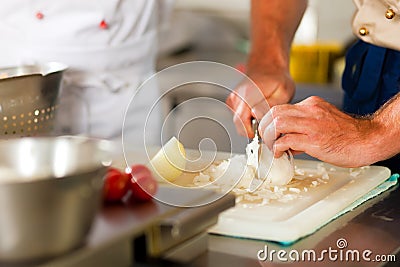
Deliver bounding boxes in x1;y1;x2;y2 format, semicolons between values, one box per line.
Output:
251;117;262;159
248;118;295;193
247;118;263;192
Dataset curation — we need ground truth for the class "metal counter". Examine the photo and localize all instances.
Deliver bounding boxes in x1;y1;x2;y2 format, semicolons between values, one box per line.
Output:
2;150;398;267
0;186;235;267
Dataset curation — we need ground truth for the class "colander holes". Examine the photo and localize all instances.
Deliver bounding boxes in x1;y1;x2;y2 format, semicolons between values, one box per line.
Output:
40;117;44;122
11;115;16;120
4;131;7;135
28;120;32;124
34;125;38;130
33;118;38;123
46;108;51;112
20;122;24;126
34;110;40;116
3;124;7;129
2;116;7;121
45;115;49;120
41;109;45;114
27;127;31;132
20;129;24;133
12;131;16;135
12;123;16;127
20;114;24;119
51;106;55;111
28;112;32;117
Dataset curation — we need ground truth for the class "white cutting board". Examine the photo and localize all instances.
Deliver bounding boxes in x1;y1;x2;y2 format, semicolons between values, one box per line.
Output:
207;159;391;243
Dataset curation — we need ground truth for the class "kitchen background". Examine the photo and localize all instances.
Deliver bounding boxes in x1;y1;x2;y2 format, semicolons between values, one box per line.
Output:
155;0;355;154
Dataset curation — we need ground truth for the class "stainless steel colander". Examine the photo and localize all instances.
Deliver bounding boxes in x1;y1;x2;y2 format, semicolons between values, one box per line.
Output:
0;62;67;138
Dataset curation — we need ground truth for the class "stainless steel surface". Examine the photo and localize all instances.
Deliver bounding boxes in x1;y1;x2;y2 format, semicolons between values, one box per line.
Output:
162;232;208;263
149;190;236;256
0;62;67;138
6;146;398;266
0;136;112;262
13;185;235;267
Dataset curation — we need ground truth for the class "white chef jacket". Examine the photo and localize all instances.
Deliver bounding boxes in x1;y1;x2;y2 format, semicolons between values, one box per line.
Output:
0;0;174;144
352;0;400;51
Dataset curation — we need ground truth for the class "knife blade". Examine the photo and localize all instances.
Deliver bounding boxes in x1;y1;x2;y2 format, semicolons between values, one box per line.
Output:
251;118;262;161
248;118;263;192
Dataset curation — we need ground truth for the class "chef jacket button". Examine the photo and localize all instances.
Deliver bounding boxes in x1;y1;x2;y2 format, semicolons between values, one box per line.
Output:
385;8;395;19
35;12;44;20
359;27;369;36
99;20;108;29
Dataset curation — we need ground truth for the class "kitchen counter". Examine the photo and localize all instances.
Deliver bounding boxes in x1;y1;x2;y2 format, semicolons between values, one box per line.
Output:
7;150;398;267
142;181;399;267
27;186;235;267
19;179;400;267
0;149;235;267
125;148;398;266
123;149;399;266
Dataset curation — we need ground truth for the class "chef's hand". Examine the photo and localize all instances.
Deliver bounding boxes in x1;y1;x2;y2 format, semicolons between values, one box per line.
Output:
259;96;385;168
226;0;306;138
226;68;295;138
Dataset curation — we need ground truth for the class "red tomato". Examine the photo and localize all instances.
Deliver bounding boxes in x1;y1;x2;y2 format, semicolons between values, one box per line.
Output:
128;164;158;202
103;167;130;202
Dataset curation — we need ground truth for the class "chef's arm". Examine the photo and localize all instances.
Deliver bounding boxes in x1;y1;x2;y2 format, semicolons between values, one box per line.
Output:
370;92;400;162
259;93;400;168
226;0;308;137
248;0;308;73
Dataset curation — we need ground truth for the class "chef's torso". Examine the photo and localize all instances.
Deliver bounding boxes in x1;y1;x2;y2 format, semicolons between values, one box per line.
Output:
0;0;173;140
352;0;400;51
0;0;169;72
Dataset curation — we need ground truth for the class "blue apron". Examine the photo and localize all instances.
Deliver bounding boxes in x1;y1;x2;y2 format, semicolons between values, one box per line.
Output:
342;40;400;173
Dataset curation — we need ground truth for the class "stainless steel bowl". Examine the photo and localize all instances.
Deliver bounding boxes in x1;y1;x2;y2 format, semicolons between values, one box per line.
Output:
0;62;67;138
0;136;112;262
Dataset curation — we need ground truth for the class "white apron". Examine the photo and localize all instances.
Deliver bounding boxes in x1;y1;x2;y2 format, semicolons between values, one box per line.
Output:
0;0;173;144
